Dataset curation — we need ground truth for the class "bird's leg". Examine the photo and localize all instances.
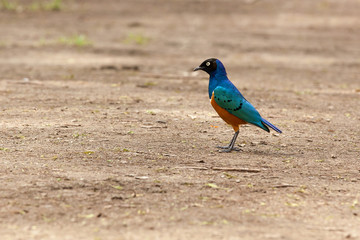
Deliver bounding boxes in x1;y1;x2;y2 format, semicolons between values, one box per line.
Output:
217;131;241;152
217;132;237;149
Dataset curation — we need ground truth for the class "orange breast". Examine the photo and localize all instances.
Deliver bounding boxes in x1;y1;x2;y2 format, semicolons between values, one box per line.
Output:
211;93;247;132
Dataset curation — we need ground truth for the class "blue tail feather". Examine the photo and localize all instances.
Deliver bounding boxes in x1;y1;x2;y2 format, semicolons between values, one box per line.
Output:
261;118;282;133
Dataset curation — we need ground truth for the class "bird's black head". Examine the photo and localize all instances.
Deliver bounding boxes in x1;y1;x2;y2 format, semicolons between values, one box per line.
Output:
194;58;218;74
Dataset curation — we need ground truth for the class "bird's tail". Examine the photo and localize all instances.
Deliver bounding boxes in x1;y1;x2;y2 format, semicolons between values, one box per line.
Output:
261;118;282;133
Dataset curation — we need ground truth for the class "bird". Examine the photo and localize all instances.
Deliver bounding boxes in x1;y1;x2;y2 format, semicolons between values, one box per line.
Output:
194;58;282;152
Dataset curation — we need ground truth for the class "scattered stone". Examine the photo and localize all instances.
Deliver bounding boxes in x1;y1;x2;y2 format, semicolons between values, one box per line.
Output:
135;176;149;180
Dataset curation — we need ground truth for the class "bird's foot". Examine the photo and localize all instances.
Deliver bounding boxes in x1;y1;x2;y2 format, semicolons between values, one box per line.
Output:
216;145;230;149
218;147;242;153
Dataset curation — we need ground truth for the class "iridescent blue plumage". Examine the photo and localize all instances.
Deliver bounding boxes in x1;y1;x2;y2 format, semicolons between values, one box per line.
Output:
194;58;282;152
209;59;281;133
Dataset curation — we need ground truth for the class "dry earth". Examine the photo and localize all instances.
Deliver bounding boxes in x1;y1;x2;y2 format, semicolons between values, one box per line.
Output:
0;0;360;239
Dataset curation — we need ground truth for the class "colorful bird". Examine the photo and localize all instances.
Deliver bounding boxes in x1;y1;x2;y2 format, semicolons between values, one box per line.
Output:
194;58;282;152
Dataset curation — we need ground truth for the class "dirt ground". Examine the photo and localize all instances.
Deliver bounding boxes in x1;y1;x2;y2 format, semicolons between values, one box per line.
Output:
0;0;360;239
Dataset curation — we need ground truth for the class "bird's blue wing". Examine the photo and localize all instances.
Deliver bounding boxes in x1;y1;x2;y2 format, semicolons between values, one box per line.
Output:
213;86;269;131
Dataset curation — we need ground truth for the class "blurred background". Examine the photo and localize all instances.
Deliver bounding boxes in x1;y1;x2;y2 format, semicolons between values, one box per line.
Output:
1;0;359;87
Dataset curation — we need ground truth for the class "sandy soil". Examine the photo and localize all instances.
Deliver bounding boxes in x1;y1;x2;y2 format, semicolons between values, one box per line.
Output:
0;0;360;239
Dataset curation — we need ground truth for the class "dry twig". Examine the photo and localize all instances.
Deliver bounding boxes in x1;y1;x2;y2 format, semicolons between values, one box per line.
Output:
175;166;261;173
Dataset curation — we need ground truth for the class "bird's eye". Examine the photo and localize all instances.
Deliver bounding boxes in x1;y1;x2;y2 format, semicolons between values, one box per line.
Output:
206;62;210;67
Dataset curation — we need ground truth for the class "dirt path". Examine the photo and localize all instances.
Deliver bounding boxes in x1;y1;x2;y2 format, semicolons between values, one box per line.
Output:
1;0;360;239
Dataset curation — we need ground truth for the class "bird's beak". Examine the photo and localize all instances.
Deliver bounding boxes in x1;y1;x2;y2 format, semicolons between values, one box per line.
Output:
193;66;203;71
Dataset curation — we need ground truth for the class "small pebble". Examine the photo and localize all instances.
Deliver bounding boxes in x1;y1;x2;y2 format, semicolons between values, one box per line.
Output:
135;176;149;180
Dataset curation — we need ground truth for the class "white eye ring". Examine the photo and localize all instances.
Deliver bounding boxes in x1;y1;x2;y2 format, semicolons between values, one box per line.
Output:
206;62;210;67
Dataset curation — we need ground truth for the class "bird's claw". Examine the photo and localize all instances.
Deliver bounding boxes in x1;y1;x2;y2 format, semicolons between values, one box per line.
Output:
216;146;230;149
219;148;232;153
217;147;242;153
